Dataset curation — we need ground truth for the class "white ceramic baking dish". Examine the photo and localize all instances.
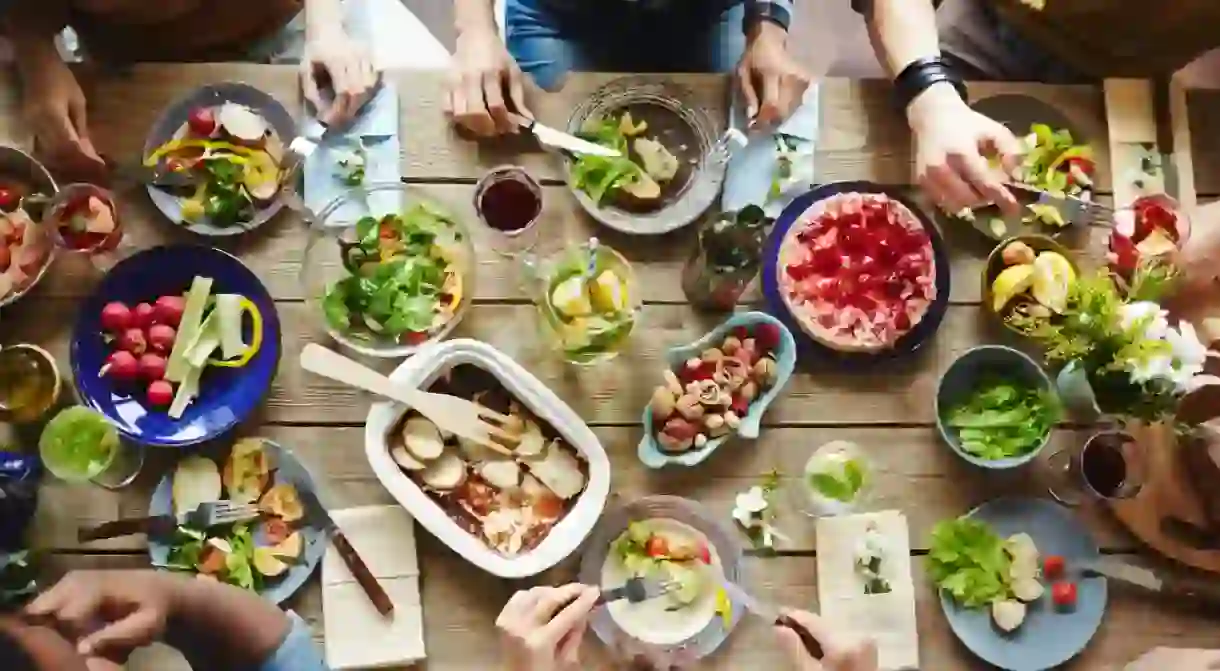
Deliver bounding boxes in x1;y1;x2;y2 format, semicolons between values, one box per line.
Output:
365;338;611;578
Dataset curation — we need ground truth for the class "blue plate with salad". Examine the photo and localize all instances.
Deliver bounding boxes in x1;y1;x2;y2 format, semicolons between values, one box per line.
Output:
70;245;281;448
931;498;1106;671
149;438;326;604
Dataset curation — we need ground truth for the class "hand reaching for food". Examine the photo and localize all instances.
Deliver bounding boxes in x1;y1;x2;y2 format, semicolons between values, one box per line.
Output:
1125;647;1220;671
301;28;379;126
775;609;878;671
737;22;812;128
908;86;1023;216
21;56;107;181
497;584;600;671
446;25;531;137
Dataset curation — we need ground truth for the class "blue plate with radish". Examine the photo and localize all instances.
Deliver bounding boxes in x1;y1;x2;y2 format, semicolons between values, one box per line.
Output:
70;245;281;447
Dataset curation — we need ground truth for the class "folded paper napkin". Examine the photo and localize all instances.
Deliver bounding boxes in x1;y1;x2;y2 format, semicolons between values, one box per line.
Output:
322;505;426;669
721;86;819;218
302;0;401;227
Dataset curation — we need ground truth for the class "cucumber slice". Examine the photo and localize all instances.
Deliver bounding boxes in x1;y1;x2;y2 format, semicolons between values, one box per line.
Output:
214;294;246;360
166;277;214;382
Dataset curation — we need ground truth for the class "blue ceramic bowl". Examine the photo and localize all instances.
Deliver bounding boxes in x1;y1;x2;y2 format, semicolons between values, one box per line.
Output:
760;181;952;366
935;345;1054;469
638;312;795;468
941;498;1107;671
148;439;325;604
70;245;281;448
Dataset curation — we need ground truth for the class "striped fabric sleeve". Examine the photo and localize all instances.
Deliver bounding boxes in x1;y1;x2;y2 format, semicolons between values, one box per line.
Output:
745;0;794;31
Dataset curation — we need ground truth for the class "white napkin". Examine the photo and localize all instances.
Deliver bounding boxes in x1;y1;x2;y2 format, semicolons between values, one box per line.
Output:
816;511;919;671
721;86;819;217
302;0;401;228
322;505;426;669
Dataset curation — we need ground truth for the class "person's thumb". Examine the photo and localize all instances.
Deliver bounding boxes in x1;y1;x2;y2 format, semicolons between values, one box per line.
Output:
76;609;160;657
775;625;824;671
985;120;1024;175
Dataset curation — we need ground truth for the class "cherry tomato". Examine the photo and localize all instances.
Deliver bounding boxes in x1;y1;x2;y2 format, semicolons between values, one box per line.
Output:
0;187;17;211
1051;581;1077;609
697;543;711;565
1043;555;1066;580
187;107;217;136
645;536;670;558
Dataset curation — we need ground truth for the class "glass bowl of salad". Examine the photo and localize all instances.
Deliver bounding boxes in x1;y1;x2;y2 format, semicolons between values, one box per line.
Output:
301;182;476;358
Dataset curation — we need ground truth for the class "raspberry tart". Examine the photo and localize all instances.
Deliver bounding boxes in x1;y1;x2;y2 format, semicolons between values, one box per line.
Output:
778;192;938;353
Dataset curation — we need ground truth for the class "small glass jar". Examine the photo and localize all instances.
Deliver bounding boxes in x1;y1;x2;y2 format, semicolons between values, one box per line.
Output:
681;207;768;311
797;440;873;517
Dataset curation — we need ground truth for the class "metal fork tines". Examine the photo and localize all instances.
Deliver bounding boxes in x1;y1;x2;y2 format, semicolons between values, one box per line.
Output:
1007;183;1115;227
597;576;681;606
191;500;260;527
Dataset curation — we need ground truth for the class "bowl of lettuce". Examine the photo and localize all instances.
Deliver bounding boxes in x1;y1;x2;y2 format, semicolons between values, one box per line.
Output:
302;183;475;358
935;345;1059;469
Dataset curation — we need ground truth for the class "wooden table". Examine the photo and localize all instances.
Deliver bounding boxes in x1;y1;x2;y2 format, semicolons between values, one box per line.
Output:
7;65;1220;669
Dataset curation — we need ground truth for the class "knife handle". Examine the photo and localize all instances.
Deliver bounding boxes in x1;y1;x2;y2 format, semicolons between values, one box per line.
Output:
776;614;825;660
331;530;394;618
79;516;171;543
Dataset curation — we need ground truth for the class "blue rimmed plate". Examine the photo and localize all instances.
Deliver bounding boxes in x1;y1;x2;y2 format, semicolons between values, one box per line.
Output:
941;498;1107;671
69;245;281;448
761;181;951;365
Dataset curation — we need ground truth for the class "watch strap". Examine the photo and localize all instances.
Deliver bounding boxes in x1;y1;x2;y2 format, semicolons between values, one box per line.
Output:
744;1;793;33
894;56;968;112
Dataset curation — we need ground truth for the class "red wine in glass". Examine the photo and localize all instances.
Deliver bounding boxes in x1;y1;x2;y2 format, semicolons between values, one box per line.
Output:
474;166;541;256
1046;429;1144;505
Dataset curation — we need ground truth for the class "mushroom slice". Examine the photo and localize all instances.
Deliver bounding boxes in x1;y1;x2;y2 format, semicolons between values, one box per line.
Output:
1006;533;1040;565
1011;577;1044;603
217;103;269;142
515;420;546;457
991;599;1027;632
480;459;521;490
525;443;586;500
390;445;426;471
634;138;679;183
420;451;467;491
621;171;661;200
402;416;445;461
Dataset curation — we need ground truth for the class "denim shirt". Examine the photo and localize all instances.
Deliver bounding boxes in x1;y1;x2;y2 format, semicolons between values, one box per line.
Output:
260;613;330;671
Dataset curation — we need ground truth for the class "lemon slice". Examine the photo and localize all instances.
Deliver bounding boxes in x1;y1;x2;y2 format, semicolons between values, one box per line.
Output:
550;276;592;318
991;264;1035;313
588;269;627;313
1031;252;1075;313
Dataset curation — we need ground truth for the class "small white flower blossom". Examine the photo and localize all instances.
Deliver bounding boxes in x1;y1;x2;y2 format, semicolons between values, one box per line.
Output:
1119;301;1169;339
732;486;768;528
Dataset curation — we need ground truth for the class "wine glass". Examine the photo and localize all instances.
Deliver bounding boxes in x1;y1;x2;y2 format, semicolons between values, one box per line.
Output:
473;165;542;257
46;183;132;272
1044;429;1146;506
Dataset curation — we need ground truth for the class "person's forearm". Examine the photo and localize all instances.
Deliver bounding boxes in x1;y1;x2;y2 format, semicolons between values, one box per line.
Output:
304;0;346;39
163;576;292;671
866;0;941;77
454;0;498;37
5;0;69;86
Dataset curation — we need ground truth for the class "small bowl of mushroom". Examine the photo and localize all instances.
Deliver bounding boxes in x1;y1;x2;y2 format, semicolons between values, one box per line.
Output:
638;312;796;468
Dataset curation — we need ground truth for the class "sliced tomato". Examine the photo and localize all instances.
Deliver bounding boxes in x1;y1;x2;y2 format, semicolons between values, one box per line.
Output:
645;536;670;558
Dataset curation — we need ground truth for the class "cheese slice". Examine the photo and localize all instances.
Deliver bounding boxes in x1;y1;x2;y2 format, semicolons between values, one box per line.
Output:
816;511;919;671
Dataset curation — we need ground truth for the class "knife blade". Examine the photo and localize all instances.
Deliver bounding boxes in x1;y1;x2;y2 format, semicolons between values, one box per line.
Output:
1080;557;1220;606
508;112;622;158
298;487;394;617
720;579;823;659
1152;77;1180;200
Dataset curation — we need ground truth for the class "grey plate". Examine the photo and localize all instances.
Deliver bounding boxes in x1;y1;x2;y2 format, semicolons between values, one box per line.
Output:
940;498;1107;671
148;439;326;604
0;146;57;309
565;76;726;235
142;82;297;237
955;94;1092;242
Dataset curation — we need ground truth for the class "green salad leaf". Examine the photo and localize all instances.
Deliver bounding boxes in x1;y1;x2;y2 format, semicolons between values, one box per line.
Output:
927;517;1012;608
945;377;1058;460
570;116;645;205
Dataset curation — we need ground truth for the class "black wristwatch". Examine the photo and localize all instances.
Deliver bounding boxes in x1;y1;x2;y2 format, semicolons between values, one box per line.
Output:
893;56;968;112
743;2;792;34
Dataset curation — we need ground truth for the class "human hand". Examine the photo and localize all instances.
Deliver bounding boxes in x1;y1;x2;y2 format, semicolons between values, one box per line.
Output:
497;583;599;671
775;609;878;671
1125;647;1220;670
908;85;1022;216
24;570;182;660
737;22;812;128
302;28;378;126
22;57;106;181
446;25;530;136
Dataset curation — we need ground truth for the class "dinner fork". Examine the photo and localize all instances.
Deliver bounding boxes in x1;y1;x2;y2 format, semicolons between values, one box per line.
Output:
298;343;518;457
78;500;260;543
1006;183;1115;227
597;576;681;606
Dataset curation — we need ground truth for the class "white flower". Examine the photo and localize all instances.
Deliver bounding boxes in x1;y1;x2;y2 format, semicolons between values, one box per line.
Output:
1119;301;1170;340
1166;321;1220;393
732;486;768;528
1127;353;1174;385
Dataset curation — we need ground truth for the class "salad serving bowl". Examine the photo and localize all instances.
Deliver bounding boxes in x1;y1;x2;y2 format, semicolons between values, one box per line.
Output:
364;339;610;578
982;235;1081;336
935;345;1055;470
301;182;476;359
638;311;796;469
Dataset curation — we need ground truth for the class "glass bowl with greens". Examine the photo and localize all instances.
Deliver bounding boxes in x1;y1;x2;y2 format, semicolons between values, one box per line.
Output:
798;440;873;517
302;183;476;358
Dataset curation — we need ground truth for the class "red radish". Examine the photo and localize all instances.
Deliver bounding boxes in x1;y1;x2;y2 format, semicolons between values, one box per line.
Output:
100;302;133;333
117;328;148;355
1051;582;1077;609
187;107;217;136
153;295;186;327
103;350;140;381
147;324;176;353
138;353;168;381
0;188;16;210
132;302;157;329
147;380;175;407
1043;555;1066;580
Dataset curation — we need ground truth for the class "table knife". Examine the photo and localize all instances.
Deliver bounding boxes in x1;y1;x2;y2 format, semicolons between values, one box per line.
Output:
1080;556;1220;606
719;579;823;659
78;501;260;543
298;487;394;618
508;112;621;158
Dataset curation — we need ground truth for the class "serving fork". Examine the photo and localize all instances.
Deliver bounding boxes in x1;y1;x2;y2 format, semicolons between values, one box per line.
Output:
78;500;260;543
299;343;518;457
1006;182;1115;227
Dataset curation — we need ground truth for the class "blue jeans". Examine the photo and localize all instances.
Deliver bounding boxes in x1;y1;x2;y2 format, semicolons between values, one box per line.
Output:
506;0;747;91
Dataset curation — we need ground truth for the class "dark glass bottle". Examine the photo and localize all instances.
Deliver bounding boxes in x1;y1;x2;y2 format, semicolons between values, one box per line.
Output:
681;205;770;310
